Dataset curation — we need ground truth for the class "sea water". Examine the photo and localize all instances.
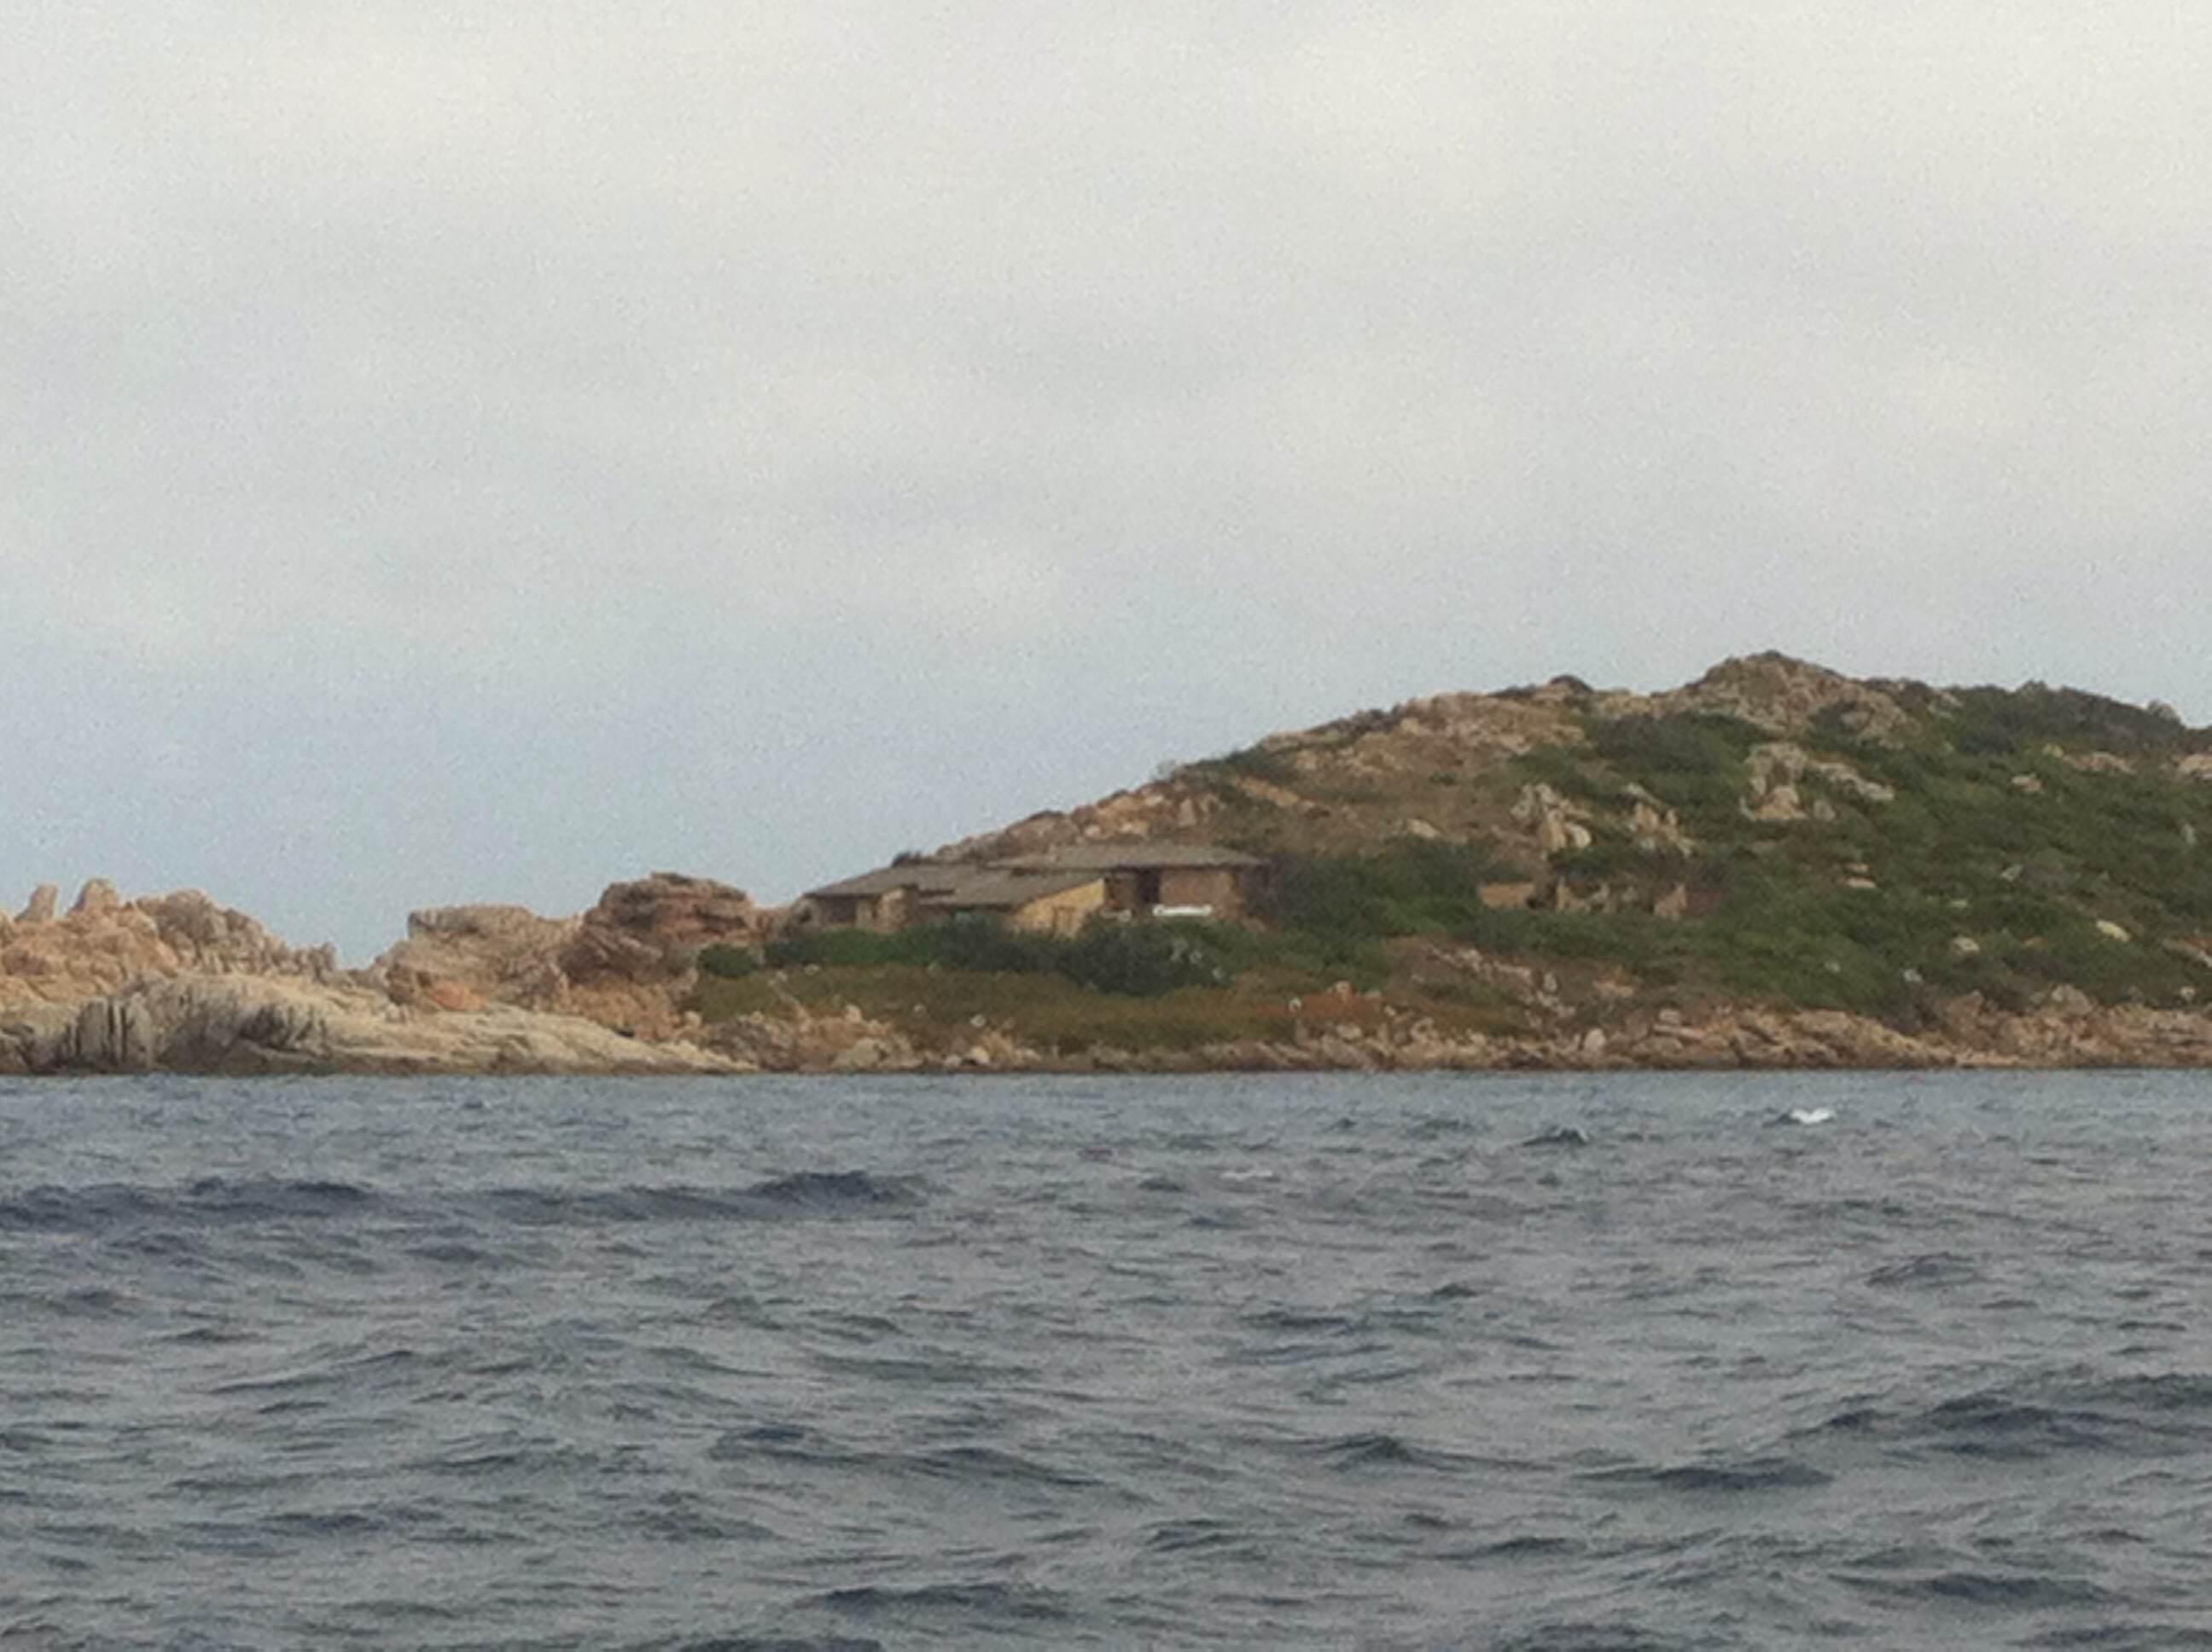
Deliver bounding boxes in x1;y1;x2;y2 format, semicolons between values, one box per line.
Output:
2;1070;2207;1649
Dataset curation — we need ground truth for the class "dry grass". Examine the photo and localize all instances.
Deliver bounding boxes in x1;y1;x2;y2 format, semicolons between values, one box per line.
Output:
691;959;1530;1055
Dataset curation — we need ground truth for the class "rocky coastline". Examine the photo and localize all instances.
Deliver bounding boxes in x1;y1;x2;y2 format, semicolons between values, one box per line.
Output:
6;874;2212;1078
0;875;742;1078
12;654;2212;1079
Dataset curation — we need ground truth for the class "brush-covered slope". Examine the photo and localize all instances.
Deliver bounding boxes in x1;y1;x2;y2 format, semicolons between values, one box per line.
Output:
942;654;2212;1021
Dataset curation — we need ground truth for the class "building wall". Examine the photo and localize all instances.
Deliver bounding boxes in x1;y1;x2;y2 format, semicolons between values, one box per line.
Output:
1156;866;1244;916
806;895;862;928
1009;880;1109;936
809;889;914;932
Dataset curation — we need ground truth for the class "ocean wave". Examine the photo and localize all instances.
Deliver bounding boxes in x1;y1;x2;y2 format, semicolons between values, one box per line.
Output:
742;1171;921;1208
1584;1457;1833;1493
1865;1251;1982;1288
1144;1516;1260;1555
1494;1620;1703;1650
1311;1431;1484;1474
904;1445;1102;1489
1520;1126;1592;1149
2019;1626;2212;1649
1840;1569;2116;1608
474;1174;920;1225
809;1580;1072;1623
0;1178;379;1231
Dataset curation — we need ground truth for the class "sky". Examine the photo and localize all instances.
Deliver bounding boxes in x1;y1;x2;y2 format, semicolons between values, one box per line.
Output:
7;2;2211;958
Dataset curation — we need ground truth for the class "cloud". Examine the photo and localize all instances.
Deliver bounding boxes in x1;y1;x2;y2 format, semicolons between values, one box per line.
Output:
6;1;2211;950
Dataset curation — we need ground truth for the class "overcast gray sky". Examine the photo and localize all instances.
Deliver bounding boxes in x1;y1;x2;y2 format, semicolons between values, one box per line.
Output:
7;2;2209;957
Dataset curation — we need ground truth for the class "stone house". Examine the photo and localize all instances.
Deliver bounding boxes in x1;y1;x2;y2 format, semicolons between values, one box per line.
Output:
991;844;1268;920
797;844;1268;937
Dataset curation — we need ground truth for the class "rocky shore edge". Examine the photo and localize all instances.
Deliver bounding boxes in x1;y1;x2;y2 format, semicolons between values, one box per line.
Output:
7;875;2212;1077
12;963;2212;1081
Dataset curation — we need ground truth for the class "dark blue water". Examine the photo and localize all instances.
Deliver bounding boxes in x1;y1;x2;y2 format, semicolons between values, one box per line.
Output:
2;1071;2208;1650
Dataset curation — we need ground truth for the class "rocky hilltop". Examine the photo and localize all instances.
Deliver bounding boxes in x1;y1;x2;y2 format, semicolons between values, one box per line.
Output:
790;653;2212;1071
13;655;2212;1075
946;653;2203;873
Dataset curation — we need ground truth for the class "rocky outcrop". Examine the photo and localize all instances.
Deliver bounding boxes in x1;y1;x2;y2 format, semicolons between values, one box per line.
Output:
1742;742;1895;823
376;905;578;1010
569;872;760;963
3;974;740;1076
0;881;336;1013
371;873;764;1038
1636;652;1919;744
1512;783;1593;856
0;875;765;1077
556;874;764;1036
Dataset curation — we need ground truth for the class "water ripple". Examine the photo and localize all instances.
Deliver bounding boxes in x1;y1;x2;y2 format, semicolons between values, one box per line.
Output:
2;1068;2208;1647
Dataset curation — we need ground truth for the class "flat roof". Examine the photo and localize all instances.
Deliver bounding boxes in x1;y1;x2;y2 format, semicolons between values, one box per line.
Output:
804;863;969;900
997;843;1265;872
918;869;1105;910
806;842;1263;902
806;861;1107;905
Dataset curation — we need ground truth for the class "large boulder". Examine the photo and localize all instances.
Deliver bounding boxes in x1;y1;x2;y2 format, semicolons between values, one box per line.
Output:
563;872;761;977
374;905;578;1009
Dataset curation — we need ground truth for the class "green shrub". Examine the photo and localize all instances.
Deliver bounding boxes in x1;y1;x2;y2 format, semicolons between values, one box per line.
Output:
696;943;760;980
765;915;1242;998
1202;743;1298;785
765;928;936;969
1580;713;1758;817
1941;684;2196;759
929;916;1066;974
1057;920;1227;997
1267;840;1505;945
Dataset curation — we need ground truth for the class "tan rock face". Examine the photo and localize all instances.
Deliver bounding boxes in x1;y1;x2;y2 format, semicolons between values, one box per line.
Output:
0;881;333;1012
561;872;760;983
375;905;579;1010
370;872;763;1043
578;872;759;951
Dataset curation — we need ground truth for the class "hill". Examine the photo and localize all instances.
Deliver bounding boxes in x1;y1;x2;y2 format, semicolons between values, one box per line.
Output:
15;655;2212;1074
692;654;2212;1070
930;652;2212;1020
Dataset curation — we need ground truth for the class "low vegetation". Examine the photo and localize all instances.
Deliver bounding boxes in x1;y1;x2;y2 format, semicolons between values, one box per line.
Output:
765;915;1231;997
689;664;2212;1055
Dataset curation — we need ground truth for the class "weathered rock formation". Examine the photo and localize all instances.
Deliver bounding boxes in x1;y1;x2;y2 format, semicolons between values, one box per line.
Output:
0;881;337;1013
371;872;765;1041
1;974;737;1076
377;905;579;1010
0;874;759;1077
